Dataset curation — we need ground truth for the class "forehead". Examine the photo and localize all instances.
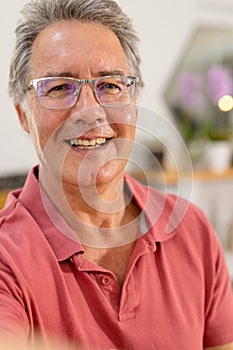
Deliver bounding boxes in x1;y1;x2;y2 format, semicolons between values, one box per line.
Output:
30;21;129;77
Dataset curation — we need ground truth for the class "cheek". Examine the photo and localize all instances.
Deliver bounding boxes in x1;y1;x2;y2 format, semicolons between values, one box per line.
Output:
108;105;137;139
27;107;68;152
114;121;137;141
28;118;53;153
125;123;136;139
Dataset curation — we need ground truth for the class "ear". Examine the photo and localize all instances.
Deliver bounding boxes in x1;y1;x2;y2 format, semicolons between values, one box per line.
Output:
14;103;30;134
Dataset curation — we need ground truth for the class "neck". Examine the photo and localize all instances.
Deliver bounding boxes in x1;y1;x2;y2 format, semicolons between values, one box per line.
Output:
39;169;141;247
64;174;133;226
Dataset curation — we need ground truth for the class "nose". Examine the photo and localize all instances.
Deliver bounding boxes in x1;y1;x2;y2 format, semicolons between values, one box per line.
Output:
70;83;107;124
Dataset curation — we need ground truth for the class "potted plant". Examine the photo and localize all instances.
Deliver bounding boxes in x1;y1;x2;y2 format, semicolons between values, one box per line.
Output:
175;65;233;171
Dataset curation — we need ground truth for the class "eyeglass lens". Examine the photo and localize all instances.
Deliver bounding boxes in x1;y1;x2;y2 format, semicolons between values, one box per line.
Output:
36;76;136;109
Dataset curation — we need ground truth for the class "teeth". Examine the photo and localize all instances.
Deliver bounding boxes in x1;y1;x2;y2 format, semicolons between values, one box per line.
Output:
70;137;107;148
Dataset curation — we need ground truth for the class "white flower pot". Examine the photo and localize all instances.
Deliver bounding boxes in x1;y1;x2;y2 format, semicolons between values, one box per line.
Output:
203;141;232;172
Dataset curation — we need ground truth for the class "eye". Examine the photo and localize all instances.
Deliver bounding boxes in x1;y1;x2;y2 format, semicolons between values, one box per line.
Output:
37;78;78;99
47;83;75;96
96;81;121;95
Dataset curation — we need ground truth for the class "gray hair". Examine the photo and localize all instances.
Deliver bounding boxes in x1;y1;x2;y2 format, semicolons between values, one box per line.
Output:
8;0;143;103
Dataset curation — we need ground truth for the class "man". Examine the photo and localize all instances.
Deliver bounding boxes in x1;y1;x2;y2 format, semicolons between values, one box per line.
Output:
0;0;233;349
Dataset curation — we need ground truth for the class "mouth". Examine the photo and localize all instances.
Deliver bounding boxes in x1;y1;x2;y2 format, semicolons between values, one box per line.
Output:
66;137;111;150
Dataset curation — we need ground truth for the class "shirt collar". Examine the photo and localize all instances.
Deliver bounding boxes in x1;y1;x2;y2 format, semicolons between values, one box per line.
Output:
15;167;183;261
124;173;189;243
17;167;84;261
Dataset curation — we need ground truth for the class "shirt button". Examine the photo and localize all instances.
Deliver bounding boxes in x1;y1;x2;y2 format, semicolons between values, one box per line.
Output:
100;275;111;286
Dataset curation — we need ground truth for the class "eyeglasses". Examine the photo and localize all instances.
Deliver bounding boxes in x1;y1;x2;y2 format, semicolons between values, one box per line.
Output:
27;75;139;109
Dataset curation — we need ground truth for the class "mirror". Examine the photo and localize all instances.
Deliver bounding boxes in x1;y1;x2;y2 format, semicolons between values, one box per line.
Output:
164;26;233;144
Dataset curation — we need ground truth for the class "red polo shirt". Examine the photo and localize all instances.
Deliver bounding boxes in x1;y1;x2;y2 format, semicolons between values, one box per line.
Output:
0;167;232;349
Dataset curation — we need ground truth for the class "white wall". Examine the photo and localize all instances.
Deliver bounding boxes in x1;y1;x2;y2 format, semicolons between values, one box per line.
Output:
1;0;233;175
0;0;38;176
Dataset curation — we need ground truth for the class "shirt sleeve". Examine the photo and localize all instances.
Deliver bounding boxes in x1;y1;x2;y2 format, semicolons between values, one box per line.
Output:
0;251;29;347
202;214;233;347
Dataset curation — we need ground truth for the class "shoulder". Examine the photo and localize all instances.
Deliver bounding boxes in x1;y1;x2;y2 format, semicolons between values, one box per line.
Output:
0;189;48;268
0;190;32;236
126;172;211;236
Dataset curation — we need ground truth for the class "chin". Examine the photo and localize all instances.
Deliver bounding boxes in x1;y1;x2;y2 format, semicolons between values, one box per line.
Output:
63;160;125;190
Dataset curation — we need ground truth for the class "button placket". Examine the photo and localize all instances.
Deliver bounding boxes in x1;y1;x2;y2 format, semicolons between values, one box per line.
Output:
96;274;121;312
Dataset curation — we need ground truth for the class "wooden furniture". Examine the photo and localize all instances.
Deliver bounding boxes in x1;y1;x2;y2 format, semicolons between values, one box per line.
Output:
0;190;9;209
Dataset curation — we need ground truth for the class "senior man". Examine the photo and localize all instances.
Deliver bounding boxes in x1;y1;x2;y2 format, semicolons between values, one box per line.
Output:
0;0;233;349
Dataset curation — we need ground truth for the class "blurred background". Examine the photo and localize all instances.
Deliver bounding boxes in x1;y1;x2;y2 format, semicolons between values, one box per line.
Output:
0;0;233;280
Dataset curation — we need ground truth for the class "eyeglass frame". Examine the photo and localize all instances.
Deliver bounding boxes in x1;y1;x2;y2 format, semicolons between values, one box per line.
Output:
26;75;139;110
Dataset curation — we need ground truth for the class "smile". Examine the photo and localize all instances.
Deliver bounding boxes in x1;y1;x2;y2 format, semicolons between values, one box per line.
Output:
67;137;108;150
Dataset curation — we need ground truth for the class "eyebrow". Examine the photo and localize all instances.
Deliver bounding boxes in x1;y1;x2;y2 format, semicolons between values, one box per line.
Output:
44;69;126;78
98;70;125;77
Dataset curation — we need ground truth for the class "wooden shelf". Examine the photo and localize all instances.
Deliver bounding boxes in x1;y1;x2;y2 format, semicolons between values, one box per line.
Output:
0;190;9;209
130;167;233;186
